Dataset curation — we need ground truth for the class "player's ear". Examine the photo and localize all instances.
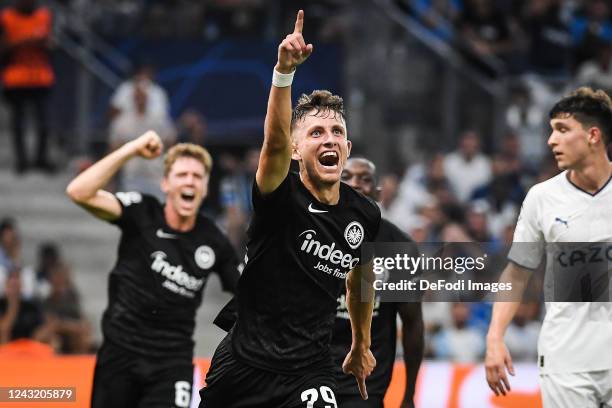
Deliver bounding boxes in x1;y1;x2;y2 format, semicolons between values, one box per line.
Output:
346;140;352;158
373;185;381;201
160;176;169;194
588;126;603;145
291;135;301;161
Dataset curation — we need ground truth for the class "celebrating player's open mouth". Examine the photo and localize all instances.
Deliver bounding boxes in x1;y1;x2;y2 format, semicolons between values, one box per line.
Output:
317;150;340;171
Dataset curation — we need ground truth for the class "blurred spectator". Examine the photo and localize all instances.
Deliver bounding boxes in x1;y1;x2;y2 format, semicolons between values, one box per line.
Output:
109;63;170;123
0;271;56;346
33;241;62;299
443;130;492;203
109;64;175;200
408;0;463;41
0;218;17;273
430;302;485;362
203;0;266;40
219;148;259;253
471;135;525;239
521;0;572;75
457;0;525;73
0;0;55;174
464;200;495;242
575;38;612;94
0;218;38;299
177;109;207;145
570;0;612;66
43;262;92;354
378;173;404;225
504;302;541;361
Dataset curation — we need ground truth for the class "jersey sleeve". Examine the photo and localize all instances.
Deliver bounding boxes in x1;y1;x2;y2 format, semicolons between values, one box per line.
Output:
358;200;382;266
213;297;237;332
109;191;153;231
507;187;545;270
215;238;241;293
251;173;292;216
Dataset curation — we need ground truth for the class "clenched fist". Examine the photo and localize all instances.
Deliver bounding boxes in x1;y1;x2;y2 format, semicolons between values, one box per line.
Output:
276;10;314;74
129;130;163;159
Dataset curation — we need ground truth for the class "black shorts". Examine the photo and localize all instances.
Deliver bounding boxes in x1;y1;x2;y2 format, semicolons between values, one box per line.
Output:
337;394;384;408
91;341;194;408
199;335;337;408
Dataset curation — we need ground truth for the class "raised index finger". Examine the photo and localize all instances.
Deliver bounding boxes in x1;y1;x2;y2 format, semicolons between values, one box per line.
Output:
294;9;304;34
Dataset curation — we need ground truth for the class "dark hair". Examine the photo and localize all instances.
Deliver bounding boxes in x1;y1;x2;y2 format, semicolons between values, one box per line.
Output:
549;87;612;145
0;217;15;234
290;90;345;131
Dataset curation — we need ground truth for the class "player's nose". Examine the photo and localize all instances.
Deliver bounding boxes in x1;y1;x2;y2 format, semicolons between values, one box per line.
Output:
547;132;558;148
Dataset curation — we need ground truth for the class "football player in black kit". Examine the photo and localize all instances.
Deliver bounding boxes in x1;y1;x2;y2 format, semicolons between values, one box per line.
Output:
198;10;381;408
334;158;424;408
66;131;240;408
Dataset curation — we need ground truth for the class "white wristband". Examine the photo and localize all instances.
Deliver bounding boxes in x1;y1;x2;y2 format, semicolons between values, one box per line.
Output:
272;68;295;88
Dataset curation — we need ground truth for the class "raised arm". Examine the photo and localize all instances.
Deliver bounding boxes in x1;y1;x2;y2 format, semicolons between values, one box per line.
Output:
256;10;313;194
485;261;532;396
66;131;162;221
342;260;376;400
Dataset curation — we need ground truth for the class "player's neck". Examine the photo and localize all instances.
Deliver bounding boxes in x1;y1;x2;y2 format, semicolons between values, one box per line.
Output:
164;204;196;232
299;172;340;205
568;156;612;194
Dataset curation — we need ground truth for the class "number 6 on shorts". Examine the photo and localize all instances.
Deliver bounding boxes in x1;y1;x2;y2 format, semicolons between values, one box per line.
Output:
300;386;337;408
174;381;191;407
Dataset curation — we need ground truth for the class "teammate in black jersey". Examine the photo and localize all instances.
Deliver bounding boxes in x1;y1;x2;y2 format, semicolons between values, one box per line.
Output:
333;158;424;408
198;10;381;408
66;132;240;408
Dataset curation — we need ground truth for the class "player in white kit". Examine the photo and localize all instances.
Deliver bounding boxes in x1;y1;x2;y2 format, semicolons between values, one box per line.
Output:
485;87;612;407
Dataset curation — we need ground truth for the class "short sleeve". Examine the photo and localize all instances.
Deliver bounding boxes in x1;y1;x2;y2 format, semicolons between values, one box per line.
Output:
110;83;130;110
507;188;545;270
251;173;292;216
358;201;382;266
215;239;241;293
109;191;152;231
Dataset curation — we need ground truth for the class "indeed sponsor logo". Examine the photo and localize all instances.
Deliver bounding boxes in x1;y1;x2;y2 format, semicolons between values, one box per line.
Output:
299;230;359;270
150;251;205;291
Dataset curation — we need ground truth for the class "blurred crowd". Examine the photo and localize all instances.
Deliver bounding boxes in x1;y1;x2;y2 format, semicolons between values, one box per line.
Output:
403;0;612;80
0;217;94;355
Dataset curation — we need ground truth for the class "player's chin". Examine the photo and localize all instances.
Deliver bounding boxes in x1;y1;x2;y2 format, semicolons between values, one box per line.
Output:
314;163;341;183
176;200;201;218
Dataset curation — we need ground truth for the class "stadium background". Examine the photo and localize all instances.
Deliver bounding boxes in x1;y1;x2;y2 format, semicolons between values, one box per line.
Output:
1;0;611;406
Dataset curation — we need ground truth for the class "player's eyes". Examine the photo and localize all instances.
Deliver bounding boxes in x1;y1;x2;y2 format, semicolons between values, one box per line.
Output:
312;130;321;137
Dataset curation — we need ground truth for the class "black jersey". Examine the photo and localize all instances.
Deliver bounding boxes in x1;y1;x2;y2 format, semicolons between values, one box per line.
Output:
103;192;239;359
331;218;417;397
231;172;381;374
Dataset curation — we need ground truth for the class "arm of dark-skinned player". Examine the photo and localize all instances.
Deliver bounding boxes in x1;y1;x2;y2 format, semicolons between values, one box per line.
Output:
66;131;163;221
485;262;531;396
342;260;376;400
397;302;424;408
256;9;313;195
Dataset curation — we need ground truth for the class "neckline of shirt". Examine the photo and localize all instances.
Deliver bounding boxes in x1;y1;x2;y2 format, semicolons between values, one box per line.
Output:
564;169;612;197
295;172;347;210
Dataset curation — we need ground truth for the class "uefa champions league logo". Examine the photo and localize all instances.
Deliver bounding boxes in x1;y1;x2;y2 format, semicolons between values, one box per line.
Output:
344;221;364;249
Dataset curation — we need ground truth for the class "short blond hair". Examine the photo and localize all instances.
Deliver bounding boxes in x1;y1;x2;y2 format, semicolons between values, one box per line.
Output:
163;143;213;176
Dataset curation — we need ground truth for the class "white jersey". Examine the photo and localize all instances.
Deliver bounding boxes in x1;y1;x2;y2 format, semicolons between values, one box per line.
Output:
508;170;612;374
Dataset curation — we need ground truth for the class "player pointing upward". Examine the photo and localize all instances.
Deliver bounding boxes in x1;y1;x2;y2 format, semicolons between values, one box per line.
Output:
198;10;381;408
